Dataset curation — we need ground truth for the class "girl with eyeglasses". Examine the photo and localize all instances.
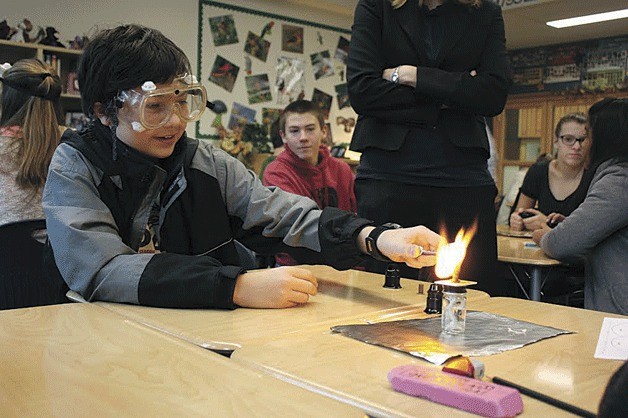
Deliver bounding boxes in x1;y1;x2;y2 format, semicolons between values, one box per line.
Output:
534;98;628;315
510;113;594;231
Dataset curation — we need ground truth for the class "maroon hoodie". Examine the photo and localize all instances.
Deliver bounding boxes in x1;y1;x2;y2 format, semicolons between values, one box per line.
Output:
263;145;356;212
263;145;357;266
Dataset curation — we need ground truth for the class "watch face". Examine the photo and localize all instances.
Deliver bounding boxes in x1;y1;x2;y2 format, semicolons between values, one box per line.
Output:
383;222;402;229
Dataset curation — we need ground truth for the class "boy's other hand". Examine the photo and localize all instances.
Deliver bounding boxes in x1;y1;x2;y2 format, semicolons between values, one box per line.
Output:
233;266;318;308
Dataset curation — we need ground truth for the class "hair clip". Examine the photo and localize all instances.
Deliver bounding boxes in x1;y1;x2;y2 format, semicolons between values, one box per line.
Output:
0;62;12;78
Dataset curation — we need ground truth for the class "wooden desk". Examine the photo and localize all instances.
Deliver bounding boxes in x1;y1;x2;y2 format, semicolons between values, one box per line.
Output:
97;265;489;352
0;303;364;417
497;226;561;301
232;297;625;417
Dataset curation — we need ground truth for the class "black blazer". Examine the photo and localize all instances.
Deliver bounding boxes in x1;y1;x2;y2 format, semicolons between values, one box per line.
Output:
347;0;511;153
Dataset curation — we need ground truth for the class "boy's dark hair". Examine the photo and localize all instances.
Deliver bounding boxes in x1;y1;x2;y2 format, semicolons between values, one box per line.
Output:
279;100;325;132
588;98;628;166
77;24;191;120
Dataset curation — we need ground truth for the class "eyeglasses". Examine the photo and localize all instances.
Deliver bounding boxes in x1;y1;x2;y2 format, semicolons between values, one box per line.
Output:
559;134;588;146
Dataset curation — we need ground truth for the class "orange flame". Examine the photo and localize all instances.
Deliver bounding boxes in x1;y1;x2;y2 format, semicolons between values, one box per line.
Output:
435;222;477;282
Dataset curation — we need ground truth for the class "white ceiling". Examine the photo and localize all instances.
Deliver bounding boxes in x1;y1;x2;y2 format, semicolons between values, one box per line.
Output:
301;0;628;50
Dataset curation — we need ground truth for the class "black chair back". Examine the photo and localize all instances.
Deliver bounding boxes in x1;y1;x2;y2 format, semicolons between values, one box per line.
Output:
0;219;68;310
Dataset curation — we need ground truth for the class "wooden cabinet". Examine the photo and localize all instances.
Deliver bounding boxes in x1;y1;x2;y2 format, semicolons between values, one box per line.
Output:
0;39;82;113
492;92;627;196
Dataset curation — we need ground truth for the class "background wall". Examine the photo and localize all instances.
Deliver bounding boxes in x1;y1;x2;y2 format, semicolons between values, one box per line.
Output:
1;0;354;143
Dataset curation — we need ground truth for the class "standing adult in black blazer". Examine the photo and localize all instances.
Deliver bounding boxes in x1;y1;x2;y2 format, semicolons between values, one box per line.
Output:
347;0;512;294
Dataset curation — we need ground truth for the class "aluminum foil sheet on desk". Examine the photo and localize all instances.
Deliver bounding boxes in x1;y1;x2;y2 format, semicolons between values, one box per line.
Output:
331;311;572;365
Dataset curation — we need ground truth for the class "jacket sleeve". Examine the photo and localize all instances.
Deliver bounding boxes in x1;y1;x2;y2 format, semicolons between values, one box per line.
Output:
540;163;628;263
413;4;511;116
43;144;243;309
347;0;440;125
210;148;373;269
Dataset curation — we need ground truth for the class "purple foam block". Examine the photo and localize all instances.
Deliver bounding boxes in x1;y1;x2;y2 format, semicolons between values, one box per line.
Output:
388;365;523;417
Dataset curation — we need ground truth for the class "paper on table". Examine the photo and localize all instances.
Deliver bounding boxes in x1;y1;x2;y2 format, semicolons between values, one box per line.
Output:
594;317;628;360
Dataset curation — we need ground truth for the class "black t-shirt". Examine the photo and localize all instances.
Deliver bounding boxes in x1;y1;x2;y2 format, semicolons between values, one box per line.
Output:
520;159;594;216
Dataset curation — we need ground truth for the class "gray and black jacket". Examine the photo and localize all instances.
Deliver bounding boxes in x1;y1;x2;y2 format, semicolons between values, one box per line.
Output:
43;122;372;309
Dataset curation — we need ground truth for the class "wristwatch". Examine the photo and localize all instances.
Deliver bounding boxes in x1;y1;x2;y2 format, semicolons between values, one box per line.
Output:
391;66;400;84
365;222;402;261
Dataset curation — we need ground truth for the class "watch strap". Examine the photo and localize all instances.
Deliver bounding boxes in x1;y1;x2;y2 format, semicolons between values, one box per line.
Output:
365;222;401;261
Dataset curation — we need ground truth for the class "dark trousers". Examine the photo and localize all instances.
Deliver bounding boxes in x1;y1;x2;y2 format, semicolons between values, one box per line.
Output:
355;179;503;296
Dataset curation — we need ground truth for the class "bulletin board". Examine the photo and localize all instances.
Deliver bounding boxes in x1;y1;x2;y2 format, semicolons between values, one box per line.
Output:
196;0;358;145
509;35;628;95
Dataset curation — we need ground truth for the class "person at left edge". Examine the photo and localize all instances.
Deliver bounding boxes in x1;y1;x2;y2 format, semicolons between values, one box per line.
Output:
42;24;440;310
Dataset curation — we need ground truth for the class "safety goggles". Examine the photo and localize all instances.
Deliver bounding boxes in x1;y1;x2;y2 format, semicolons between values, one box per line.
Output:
116;74;207;131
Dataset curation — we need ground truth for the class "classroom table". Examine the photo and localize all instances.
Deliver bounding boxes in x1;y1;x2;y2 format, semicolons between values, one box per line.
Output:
497;225;562;301
97;265;490;352
0;303;364;417
232;297;625;417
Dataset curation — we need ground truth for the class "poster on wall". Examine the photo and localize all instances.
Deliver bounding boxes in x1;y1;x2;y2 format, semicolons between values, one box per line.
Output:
509;35;627;94
197;0;357;146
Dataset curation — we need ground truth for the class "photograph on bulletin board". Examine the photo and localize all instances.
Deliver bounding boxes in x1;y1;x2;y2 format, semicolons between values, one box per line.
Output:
209;15;239;46
244;31;271;62
208;55;239;92
312;88;332;120
245;74;272;104
334;36;350;65
228;102;256;131
311;50;335;80
197;0;358;148
282;25;304;53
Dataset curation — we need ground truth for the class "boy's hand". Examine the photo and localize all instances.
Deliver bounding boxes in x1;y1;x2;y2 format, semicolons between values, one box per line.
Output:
233;267;318;308
376;226;441;269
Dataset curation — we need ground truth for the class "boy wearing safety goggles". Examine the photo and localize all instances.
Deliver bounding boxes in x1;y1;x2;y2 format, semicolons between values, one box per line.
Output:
43;24;440;309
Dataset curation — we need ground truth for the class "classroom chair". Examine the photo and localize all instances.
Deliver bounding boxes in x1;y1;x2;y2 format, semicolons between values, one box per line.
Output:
0;219;69;310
